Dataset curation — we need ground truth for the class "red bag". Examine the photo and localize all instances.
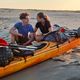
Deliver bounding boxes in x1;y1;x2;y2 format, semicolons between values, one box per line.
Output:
0;38;9;46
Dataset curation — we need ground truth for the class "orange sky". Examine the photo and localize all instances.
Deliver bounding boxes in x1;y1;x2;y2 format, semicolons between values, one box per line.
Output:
0;0;80;10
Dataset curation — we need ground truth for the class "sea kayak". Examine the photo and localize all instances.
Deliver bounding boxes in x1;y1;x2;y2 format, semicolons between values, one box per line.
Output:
0;38;80;78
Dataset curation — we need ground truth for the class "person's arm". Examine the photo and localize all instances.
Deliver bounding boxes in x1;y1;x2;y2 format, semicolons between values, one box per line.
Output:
48;21;52;32
43;21;52;36
34;22;39;33
43;28;52;36
48;27;52;32
34;27;38;32
9;27;22;37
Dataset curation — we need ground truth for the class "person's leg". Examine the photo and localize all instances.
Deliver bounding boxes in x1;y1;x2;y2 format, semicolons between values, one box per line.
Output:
10;34;17;44
10;34;29;45
35;35;43;42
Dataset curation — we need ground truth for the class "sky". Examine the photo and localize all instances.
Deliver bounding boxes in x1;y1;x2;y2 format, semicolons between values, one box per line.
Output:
0;0;80;10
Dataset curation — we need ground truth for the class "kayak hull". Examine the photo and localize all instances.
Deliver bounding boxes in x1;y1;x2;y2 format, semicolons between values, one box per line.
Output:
0;38;80;78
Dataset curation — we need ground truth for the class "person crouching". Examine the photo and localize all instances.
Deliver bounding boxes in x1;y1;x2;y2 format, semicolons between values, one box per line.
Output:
9;13;34;45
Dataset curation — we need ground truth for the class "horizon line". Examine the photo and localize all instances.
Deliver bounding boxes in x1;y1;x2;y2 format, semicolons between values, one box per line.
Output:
0;8;80;12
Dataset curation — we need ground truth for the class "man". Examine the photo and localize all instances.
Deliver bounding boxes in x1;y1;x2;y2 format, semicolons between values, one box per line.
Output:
10;13;34;45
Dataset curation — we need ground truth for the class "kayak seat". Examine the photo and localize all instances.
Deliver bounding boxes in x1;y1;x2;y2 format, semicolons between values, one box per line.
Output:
36;43;47;50
13;50;34;62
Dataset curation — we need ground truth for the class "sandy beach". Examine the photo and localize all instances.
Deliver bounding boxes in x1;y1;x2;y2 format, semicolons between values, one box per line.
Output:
1;9;80;80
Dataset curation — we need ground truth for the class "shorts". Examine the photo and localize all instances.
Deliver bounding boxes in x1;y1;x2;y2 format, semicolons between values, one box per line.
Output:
16;36;29;45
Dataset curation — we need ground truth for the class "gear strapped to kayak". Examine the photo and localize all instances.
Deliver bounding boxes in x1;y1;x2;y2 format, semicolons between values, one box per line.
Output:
0;46;13;67
0;27;80;67
0;27;80;77
0;38;47;66
43;27;80;43
42;24;68;43
11;43;47;62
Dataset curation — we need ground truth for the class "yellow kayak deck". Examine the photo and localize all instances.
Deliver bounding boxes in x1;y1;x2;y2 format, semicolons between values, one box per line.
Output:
0;38;80;78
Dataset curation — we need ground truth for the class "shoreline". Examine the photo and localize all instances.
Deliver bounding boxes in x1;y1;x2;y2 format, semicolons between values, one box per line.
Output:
0;8;80;13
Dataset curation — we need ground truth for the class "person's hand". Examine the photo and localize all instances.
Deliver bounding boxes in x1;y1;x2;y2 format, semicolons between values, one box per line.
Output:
18;33;23;37
23;42;28;46
43;32;50;36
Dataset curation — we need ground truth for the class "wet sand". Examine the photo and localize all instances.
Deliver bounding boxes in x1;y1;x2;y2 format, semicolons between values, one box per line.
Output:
1;48;80;80
1;58;80;80
0;9;80;80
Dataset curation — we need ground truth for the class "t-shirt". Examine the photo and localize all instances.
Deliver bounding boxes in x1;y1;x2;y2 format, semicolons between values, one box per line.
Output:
14;22;34;36
35;21;51;34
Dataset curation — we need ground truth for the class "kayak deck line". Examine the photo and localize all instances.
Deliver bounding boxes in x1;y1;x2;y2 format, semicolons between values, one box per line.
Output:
0;38;80;78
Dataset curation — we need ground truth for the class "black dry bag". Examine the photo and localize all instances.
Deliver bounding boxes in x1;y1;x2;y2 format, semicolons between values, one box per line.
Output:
0;47;13;67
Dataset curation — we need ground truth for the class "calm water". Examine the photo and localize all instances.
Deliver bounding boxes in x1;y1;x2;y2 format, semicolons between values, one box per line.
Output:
0;9;80;42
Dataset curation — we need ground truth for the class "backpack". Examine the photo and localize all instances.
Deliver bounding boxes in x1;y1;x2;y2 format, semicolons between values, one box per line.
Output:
43;31;68;43
0;47;13;67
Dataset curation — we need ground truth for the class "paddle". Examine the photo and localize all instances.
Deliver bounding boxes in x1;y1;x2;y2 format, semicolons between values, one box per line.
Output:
9;45;37;51
0;38;37;51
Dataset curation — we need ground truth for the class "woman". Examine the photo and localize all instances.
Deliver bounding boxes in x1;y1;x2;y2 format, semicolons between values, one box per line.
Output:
34;12;52;41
